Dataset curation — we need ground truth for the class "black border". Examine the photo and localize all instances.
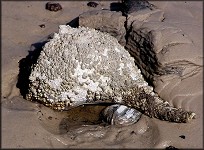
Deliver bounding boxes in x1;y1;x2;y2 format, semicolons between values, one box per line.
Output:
1;0;203;150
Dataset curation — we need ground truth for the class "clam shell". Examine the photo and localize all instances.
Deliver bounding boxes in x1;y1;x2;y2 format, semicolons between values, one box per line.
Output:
101;104;142;126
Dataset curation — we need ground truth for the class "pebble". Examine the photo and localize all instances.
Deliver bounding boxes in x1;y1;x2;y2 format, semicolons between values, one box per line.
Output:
87;2;98;8
45;2;62;12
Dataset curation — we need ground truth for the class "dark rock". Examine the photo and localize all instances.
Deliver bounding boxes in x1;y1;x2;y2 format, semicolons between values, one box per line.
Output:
87;2;98;8
45;2;62;12
122;0;155;15
166;146;179;150
110;2;123;12
39;24;45;28
179;135;186;139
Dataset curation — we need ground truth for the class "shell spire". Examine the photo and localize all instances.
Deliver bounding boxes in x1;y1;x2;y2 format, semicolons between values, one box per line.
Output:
119;87;196;123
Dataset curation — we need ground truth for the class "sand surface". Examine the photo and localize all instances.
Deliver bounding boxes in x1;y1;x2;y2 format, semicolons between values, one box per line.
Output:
1;1;203;148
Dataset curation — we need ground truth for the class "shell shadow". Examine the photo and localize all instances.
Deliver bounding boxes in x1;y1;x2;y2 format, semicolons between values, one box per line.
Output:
16;35;51;99
66;17;79;28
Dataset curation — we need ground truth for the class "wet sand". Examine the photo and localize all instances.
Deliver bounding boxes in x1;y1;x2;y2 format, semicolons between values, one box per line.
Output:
2;1;203;148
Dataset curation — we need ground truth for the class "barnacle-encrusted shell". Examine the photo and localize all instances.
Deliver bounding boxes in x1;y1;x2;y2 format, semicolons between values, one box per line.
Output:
26;25;195;123
27;25;149;107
